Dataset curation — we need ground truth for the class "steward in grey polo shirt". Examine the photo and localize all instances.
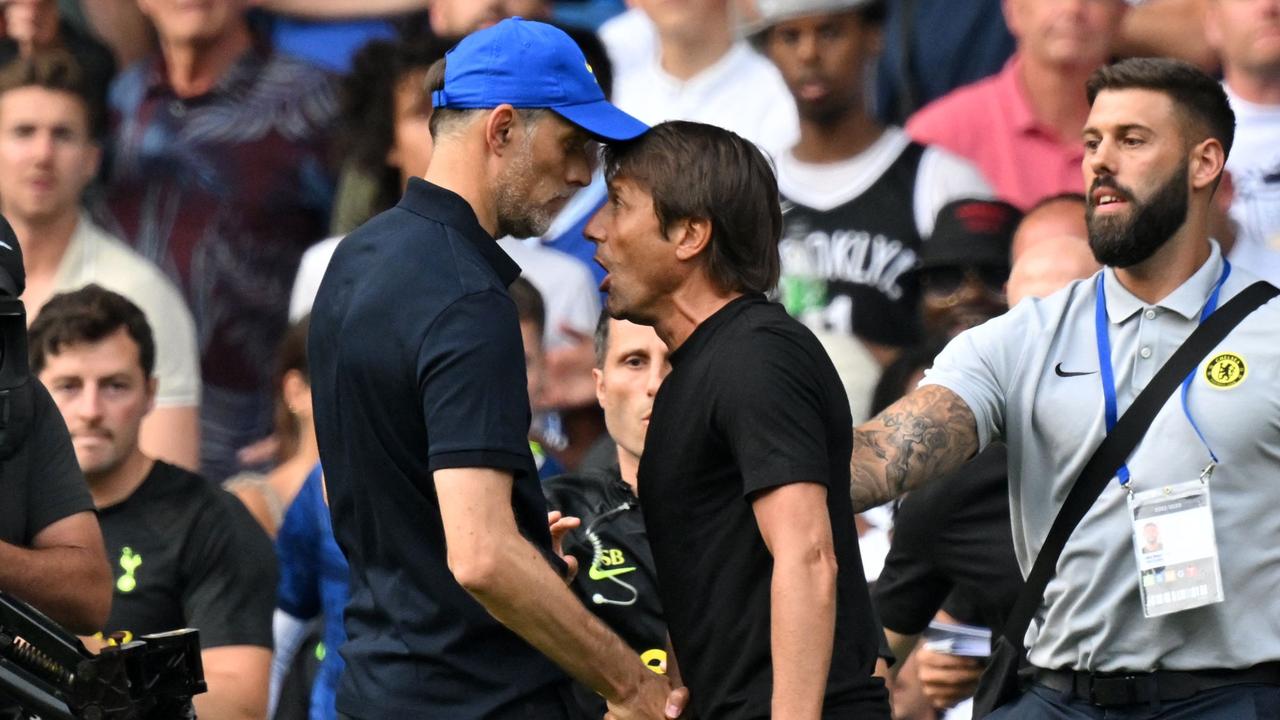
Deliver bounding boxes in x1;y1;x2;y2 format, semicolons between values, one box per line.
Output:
851;59;1280;717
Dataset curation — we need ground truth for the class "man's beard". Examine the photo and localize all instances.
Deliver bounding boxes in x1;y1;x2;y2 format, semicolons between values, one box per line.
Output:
1086;164;1189;268
494;138;557;239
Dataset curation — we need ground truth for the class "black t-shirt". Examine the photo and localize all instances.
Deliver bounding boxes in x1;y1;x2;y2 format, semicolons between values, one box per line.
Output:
0;380;93;546
543;466;667;720
309;178;566;718
873;444;1023;635
97;461;275;649
638;294;890;719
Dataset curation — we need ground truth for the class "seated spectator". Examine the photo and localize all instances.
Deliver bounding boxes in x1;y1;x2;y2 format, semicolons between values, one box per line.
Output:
1207;0;1280;285
272;464;347;720
748;0;992;415
97;0;338;482
0;0;114;135
915;198;1023;342
543;314;671;719
226;317;318;537
0;51;201;470
30;285;276;720
612;0;798;152
1007;192;1099;305
907;0;1128;209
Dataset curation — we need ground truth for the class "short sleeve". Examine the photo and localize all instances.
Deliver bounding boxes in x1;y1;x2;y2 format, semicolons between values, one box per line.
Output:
181;491;278;649
420;291;532;473
276;471;321;619
25;380;94;541
717;333;832;498
918;304;1029;451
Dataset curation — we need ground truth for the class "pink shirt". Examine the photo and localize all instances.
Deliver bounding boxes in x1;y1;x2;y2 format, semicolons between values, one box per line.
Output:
906;55;1084;210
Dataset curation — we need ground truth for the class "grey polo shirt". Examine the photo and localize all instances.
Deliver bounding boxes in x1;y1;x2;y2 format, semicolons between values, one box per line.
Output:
922;241;1280;672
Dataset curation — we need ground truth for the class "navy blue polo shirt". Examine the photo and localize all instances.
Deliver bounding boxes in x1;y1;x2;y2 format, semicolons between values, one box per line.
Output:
309;178;567;718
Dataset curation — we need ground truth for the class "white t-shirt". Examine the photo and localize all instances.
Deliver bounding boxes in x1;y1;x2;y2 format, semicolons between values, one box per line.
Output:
598;8;657;86
52;214;201;407
774;126;995;237
1223;83;1280;285
612;41;799;156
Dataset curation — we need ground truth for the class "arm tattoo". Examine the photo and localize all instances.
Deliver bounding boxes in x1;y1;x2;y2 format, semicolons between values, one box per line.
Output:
850;385;979;512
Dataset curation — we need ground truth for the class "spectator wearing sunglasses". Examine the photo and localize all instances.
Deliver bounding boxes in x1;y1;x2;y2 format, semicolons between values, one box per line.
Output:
916;198;1023;343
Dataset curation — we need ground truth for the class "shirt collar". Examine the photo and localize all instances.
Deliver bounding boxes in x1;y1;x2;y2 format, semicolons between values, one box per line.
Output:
1102;240;1225;323
398;178;522;286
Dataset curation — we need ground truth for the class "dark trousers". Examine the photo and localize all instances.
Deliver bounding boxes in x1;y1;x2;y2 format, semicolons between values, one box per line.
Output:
989;683;1280;719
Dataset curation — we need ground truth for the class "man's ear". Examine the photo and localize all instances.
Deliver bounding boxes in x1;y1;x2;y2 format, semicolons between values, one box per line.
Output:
672;217;713;262
1189;138;1226;192
484;104;519;156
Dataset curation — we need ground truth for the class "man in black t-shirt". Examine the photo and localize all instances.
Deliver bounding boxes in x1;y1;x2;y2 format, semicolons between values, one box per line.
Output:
587;120;890;719
30;285;276;720
0;218;109;638
544;314;672;719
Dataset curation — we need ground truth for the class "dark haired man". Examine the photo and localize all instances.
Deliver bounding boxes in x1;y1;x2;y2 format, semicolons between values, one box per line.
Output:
309;18;685;720
30;284;277;720
748;0;992;415
543;313;672;720
587;120;890;719
851;58;1280;717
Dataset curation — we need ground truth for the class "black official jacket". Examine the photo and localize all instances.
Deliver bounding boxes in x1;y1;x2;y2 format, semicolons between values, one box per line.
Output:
543;466;668;719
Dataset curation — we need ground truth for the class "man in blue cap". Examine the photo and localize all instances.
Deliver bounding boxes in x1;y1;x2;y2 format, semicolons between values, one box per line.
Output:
309;18;684;720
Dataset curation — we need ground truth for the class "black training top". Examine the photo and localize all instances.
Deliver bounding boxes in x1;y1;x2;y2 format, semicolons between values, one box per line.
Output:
309;178;566;718
874;444;1022;635
0;380;93;546
98;461;276;649
638;294;890;719
544;466;668;720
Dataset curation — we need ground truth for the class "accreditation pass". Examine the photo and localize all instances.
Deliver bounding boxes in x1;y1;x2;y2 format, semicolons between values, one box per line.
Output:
1128;479;1225;618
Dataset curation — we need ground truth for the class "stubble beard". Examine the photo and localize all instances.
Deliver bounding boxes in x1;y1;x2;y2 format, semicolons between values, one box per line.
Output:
1086;164;1190;269
494;137;557;239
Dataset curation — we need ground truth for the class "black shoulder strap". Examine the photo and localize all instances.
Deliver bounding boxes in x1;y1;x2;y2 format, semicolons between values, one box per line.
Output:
999;280;1280;651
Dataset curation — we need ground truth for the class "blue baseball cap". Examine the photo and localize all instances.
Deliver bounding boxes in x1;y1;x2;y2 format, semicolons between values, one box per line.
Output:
431;17;648;142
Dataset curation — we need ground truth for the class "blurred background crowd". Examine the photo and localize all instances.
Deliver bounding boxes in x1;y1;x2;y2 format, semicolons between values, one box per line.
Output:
2;0;1278;718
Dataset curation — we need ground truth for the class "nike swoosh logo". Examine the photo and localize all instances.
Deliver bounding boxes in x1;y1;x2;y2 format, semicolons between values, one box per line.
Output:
1054;362;1097;378
589;565;637;581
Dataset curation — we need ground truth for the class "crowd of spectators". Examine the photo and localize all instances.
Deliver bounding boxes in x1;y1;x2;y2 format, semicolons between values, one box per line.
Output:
1;0;1278;718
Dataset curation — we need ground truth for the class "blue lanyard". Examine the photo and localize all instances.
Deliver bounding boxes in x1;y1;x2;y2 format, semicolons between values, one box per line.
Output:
1094;260;1231;487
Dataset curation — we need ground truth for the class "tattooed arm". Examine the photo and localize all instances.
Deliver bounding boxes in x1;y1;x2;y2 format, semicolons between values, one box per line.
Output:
851;385;979;512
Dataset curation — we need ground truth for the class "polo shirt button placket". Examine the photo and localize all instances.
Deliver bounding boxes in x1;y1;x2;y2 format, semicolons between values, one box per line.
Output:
1144;309;1157;320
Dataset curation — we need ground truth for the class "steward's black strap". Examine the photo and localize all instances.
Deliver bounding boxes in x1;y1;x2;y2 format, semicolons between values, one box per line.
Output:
1000;280;1279;652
